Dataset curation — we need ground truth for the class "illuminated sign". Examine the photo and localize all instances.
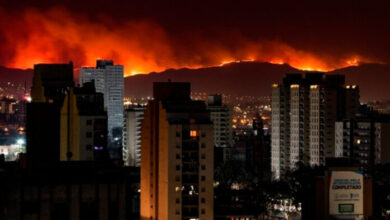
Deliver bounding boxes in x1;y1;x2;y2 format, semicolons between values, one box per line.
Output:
329;171;363;215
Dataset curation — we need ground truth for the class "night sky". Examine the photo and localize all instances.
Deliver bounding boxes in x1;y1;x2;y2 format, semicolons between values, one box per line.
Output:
1;0;390;76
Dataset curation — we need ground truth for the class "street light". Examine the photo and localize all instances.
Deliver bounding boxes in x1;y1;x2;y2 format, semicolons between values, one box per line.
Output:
17;139;24;145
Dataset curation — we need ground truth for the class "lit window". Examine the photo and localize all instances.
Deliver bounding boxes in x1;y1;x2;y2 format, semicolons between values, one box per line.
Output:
190;130;198;137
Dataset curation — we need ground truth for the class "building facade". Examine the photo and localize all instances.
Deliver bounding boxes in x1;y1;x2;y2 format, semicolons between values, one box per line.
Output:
141;82;214;220
27;63;74;166
335;115;390;172
207;94;233;148
60;82;108;161
123;106;145;166
79;60;124;158
271;73;359;179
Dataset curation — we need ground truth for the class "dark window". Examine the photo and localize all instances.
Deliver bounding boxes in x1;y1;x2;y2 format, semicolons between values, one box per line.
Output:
201;132;206;138
86;132;92;138
176;132;180;137
201;143;206;148
201;154;206;159
176;154;180;159
201;165;206;170
201;209;205;214
201;198;205;203
201;187;205;192
176;198;180;204
86;120;92;125
176;176;180;181
176;165;180;171
201;176;205;181
86;145;92;150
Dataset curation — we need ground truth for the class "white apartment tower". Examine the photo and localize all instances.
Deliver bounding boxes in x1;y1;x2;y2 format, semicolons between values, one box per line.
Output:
271;74;359;179
207;94;233;148
123;106;145;166
79;60;124;149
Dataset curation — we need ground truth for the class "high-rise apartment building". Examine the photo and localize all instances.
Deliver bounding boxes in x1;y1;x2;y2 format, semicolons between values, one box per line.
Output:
141;82;214;220
79;60;124;158
271;73;359;179
27;63;74;166
207;94;233;148
335;114;390;172
123;105;145;166
60;82;109;161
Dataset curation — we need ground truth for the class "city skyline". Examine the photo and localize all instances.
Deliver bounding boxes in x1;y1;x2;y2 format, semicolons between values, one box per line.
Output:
1;1;390;220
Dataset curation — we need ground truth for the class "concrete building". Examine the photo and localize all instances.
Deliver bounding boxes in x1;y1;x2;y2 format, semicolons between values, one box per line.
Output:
123;105;145;166
27;63;74;166
207;94;233;148
271;73;359;179
141;82;214;220
335;114;390;172
60;82;109;161
79;60;124;158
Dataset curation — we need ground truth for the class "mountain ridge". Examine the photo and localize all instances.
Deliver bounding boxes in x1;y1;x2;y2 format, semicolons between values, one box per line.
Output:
1;62;389;101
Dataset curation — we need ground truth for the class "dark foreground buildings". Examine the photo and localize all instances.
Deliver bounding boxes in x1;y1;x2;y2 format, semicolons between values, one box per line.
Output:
0;63;140;220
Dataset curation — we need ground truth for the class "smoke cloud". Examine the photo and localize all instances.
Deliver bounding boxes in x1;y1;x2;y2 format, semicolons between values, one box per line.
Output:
0;6;374;76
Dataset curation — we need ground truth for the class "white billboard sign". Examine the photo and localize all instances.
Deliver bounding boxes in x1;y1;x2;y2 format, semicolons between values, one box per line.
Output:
329;171;364;215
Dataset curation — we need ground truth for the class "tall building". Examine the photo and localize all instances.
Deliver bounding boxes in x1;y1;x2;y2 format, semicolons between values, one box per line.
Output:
60;82;109;161
271;73;359;179
141;82;214;220
79;60;124;158
27;63;74;166
123;105;145;166
207;94;233;148
335;114;390;172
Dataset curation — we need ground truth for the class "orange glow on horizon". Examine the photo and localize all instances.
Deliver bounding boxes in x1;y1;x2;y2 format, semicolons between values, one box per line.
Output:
0;7;374;76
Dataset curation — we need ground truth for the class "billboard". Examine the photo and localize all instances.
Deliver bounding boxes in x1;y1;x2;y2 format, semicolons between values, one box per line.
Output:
329;171;364;215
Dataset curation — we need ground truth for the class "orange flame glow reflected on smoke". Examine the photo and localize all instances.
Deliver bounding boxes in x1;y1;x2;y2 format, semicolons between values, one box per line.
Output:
0;7;370;76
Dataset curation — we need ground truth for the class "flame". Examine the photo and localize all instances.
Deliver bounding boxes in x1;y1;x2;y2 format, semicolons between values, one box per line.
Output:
346;58;359;66
0;7;375;76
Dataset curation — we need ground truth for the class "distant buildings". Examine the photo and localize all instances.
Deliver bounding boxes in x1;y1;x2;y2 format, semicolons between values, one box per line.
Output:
335;113;390;172
207;94;233;148
271;73;359;179
79;60;124;159
141;82;214;220
123;105;145;166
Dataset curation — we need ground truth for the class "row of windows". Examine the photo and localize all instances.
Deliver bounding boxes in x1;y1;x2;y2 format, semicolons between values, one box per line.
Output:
176;154;206;159
175;176;206;182
175;209;206;215
176;131;207;138
175;197;206;204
